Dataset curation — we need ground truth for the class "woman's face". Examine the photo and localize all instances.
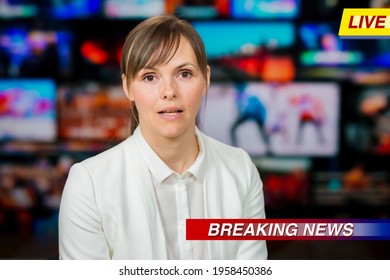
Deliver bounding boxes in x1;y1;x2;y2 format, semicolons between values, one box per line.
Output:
123;37;210;141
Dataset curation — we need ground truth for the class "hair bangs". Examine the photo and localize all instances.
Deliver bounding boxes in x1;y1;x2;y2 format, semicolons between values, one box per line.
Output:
144;31;181;69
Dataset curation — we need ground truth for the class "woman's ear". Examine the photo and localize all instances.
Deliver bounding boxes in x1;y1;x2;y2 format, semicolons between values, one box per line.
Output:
121;74;134;101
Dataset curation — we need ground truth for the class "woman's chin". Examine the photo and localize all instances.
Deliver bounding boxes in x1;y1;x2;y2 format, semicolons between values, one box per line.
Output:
157;123;193;140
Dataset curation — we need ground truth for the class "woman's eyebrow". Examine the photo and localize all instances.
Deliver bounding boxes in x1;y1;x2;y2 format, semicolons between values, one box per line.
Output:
140;66;157;71
140;63;197;72
174;63;197;69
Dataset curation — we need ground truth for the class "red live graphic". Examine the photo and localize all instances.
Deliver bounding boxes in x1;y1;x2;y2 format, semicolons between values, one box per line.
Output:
348;15;388;29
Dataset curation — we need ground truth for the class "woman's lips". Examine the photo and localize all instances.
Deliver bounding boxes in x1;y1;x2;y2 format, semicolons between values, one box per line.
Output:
158;106;183;114
158;109;183;115
158;108;184;119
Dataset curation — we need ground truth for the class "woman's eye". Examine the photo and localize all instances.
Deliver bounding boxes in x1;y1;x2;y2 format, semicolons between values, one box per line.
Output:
180;71;192;78
143;75;155;82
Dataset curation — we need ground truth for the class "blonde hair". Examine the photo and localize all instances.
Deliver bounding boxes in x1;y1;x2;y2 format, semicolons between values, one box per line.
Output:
120;15;208;135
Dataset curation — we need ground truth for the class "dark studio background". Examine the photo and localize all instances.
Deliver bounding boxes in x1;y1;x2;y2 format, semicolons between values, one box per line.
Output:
0;0;389;259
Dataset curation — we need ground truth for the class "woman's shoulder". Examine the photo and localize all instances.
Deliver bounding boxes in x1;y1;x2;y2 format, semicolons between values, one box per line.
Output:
201;132;252;165
79;136;138;171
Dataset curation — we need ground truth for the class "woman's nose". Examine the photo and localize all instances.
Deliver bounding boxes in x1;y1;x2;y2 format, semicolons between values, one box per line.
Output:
161;79;176;100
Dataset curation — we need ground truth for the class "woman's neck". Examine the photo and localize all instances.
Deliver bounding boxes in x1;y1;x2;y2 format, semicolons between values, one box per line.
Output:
140;127;199;175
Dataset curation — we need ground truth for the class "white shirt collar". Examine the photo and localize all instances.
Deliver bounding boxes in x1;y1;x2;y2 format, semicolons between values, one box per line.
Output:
133;126;206;184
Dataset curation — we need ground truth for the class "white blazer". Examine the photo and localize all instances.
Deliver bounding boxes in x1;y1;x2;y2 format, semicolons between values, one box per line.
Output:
59;128;267;259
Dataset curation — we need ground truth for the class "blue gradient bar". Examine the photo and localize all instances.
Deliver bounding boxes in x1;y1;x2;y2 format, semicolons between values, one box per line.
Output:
351;219;390;240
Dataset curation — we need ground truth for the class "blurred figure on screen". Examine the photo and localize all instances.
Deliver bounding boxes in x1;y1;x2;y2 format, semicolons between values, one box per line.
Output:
320;32;340;52
20;31;59;79
59;15;267;260
291;93;325;145
230;82;269;148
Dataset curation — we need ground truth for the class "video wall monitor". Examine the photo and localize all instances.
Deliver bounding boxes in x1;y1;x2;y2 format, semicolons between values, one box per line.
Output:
48;0;101;19
78;36;123;81
299;22;390;68
299;22;363;66
193;21;295;81
370;0;390;8
0;0;39;19
166;0;230;19
200;82;340;156
299;0;344;20
359;40;390;68
231;0;300;19
0;79;57;142
0;27;72;80
103;0;164;18
58;83;130;142
345;86;390;155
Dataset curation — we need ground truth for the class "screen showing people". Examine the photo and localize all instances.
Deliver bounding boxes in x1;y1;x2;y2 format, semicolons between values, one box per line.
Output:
0;28;72;80
201;82;339;156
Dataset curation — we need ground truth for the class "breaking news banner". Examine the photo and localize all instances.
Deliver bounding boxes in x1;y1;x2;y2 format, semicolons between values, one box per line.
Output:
1;219;389;280
186;219;390;240
339;8;390;38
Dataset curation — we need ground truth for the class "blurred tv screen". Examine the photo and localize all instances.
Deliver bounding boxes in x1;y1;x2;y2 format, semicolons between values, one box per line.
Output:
103;0;164;18
0;0;39;19
358;40;390;68
78;36;123;81
299;22;363;66
48;0;101;19
370;0;390;7
166;0;230;19
0;79;57;142
193;21;295;81
299;21;390;68
200;82;340;156
299;0;343;20
345;86;390;155
231;0;300;19
0;27;72;80
58;83;130;141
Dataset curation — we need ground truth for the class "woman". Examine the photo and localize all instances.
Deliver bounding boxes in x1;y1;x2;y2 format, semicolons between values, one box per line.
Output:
59;15;267;260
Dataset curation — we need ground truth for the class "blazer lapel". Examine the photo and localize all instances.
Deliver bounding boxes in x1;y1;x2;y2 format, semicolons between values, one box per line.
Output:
203;151;223;260
138;171;168;259
130;142;168;259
